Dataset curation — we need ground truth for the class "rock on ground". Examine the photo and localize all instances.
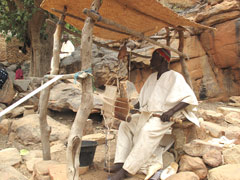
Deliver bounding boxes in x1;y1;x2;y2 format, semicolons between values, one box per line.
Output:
11;114;70;145
183;139;223;157
0;165;28;180
179;155;207;179
222;145;240;164
165;171;199;180
0;148;21;166
203;149;222;167
207;164;240;180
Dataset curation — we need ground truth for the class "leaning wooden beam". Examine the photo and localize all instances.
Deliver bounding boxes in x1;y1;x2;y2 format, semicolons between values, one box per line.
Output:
39;6;66;161
83;9;188;58
178;29;193;89
44;72;92;80
52;8;131;36
66;0;102;180
47;18;151;59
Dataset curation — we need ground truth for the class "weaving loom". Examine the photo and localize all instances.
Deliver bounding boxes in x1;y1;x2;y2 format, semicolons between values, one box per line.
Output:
101;84;134;130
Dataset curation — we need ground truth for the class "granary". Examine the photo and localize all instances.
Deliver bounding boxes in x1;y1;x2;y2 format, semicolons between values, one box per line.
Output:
39;0;211;179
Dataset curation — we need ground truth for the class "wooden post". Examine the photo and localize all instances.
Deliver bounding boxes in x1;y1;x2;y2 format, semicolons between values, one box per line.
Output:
66;1;102;180
178;30;193;88
165;27;170;46
38;7;66;160
83;9;188;58
39;83;51;160
51;6;67;74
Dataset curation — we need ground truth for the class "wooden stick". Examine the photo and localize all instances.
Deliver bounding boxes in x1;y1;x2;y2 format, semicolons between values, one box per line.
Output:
66;1;102;180
178;29;193;88
83;8;188;58
52;8;131;36
38;7;67;161
51;8;66;75
44;72;91;80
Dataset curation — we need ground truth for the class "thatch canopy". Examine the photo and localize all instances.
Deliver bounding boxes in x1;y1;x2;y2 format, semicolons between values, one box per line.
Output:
41;0;209;40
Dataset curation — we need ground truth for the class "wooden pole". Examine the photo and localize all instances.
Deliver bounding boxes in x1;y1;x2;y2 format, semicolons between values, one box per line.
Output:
165;27;171;46
38;80;51;160
83;9;188;58
66;1;102;180
178;30;193;88
51;7;67;74
38;7;66;160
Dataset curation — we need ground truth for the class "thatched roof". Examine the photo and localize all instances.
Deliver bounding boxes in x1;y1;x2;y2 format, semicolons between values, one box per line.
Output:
41;0;209;40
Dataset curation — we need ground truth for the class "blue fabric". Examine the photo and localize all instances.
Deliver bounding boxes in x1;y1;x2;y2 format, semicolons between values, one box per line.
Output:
74;68;95;92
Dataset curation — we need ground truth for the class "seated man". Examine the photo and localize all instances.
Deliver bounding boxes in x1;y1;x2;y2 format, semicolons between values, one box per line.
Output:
59;34;75;59
108;48;199;180
50;34;75;72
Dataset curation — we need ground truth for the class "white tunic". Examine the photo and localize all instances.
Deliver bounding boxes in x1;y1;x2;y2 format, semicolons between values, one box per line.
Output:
139;70;199;126
114;70;199;178
60;40;75;59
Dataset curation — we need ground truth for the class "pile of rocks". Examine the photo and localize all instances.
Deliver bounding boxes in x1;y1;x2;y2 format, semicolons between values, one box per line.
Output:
166;99;240;180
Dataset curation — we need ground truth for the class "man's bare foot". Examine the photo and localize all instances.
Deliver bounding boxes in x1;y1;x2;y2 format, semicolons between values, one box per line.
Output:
104;163;123;173
108;168;130;180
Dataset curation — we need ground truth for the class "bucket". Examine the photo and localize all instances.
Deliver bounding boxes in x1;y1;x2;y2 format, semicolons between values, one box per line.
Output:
79;140;98;167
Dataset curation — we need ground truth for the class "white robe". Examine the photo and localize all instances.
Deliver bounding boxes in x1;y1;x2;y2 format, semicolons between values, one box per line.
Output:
59;40;75;59
50;40;75;73
114;70;199;177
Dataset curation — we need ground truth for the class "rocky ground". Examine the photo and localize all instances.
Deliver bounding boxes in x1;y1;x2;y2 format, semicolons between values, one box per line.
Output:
0;97;240;180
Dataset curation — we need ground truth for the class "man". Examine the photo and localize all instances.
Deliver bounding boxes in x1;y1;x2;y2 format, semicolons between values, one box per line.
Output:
108;48;199;180
50;34;75;71
59;34;75;59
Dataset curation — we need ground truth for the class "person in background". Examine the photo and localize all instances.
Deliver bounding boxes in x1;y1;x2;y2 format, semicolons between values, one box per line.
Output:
15;65;24;80
60;34;75;59
50;34;75;72
0;63;8;89
108;48;199;180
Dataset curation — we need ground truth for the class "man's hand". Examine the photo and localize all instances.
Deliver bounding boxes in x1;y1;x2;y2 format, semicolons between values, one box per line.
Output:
160;102;189;122
160;109;174;122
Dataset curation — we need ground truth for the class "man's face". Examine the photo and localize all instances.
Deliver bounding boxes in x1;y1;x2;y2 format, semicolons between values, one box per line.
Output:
63;35;68;42
150;53;163;71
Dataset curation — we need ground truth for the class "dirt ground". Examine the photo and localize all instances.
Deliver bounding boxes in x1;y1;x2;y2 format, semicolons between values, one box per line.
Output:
0;101;228;180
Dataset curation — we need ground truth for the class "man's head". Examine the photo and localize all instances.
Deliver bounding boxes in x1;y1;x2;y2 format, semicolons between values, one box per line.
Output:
62;34;69;43
150;48;171;71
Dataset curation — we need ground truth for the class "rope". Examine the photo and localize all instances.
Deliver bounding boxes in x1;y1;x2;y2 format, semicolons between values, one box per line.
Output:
74;68;95;91
90;9;102;22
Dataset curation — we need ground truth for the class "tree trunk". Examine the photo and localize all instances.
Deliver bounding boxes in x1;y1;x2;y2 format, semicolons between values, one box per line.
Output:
66;1;102;179
38;8;66;160
28;5;54;77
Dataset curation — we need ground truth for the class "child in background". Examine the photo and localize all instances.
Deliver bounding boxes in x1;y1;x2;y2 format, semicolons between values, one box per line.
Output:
15;65;24;80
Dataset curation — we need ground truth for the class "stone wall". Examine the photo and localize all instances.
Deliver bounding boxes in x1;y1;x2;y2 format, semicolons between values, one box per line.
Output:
0;35;31;64
130;0;240;100
0;35;7;62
